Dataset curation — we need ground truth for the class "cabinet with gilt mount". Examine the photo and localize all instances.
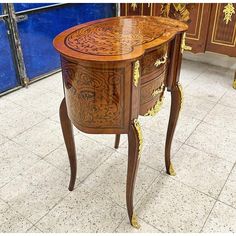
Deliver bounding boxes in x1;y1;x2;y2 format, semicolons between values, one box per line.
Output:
54;16;188;228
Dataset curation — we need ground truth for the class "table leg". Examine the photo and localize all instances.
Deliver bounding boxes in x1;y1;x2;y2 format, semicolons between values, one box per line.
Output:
126;119;143;229
59;98;77;191
165;83;183;176
114;134;120;149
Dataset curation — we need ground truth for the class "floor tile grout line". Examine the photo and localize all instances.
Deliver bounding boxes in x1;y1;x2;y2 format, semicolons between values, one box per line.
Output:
112;215;126;232
76;158;162;211
0;195;38;230
0;152;68;192
181;65;210;90
0;154;44;191
148;172;219;233
1;132;134;230
134;172;164;207
42;133;120;181
217;198;236;211
31;190;72;230
183;142;235;164
199;199;218;233
133;173;195;233
200;91;226;122
159;171;218;202
215;162;236;201
180;90;224;147
5;116;49;141
27;224;43;233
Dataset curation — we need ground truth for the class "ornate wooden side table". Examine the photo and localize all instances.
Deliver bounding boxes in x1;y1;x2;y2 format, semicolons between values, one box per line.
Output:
53;16;188;228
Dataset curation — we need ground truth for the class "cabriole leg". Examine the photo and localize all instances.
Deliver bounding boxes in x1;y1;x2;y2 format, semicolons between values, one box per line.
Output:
59;98;77;191
165;83;183;176
126;119;143;229
114;134;120;149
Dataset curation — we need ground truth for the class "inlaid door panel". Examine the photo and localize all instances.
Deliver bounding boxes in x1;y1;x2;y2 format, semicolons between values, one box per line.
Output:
120;3;156;16
206;3;236;57
185;4;211;53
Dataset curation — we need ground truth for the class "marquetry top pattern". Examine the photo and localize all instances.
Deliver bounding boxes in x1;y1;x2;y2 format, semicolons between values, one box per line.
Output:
54;16;187;61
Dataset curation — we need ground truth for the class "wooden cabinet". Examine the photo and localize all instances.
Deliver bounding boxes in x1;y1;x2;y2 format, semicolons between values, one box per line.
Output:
206;4;236;57
120;3;161;16
120;3;236;57
54;16;187;227
184;4;211;53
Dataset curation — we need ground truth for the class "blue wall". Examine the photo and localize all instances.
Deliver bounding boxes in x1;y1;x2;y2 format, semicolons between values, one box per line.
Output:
17;3;116;80
0;3;116;93
0;22;19;93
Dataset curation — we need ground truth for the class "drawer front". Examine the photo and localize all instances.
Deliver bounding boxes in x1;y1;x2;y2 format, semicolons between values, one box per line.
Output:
140;70;166;105
139;70;166;116
140;44;168;77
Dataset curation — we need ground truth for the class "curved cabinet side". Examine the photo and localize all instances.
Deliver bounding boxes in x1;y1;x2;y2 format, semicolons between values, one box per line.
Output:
60;56;132;134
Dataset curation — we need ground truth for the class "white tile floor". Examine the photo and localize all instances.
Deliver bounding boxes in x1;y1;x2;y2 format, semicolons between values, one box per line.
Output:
0;59;236;233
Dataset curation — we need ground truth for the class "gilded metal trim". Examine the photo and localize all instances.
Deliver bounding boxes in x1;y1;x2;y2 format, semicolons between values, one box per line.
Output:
131;3;138;11
178;83;184;111
160;3;170;17
154;53;168;67
133;60;140;87
173;3;190;22
169;163;176;176
152;83;165;97
131;213;141;229
160;3;190;22
211;4;236;47
134;119;143;160
223;3;235;24
144;98;164;117
181;32;192;54
233;79;236;89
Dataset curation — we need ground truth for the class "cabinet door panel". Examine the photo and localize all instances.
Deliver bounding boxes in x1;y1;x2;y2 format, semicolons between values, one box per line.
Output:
206;3;236;57
120;3;156;16
186;4;211;53
120;3;142;16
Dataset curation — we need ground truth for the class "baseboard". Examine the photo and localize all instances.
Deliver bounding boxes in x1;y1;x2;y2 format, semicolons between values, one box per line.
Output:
183;51;236;70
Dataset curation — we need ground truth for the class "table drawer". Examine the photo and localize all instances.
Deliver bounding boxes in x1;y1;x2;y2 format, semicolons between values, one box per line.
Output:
140;70;166;105
140;44;168;77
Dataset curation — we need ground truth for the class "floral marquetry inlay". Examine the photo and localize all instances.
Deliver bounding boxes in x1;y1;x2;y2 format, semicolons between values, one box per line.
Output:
64;17;187;57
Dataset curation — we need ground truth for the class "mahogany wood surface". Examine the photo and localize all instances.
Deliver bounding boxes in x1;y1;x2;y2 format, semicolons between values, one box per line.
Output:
59;98;77;191
206;3;236;57
54;16;187;227
120;3;236;57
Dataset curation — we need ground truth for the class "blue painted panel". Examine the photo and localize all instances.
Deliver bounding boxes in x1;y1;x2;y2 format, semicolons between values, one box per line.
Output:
17;3;116;80
14;3;56;12
0;21;19;93
0;4;2;14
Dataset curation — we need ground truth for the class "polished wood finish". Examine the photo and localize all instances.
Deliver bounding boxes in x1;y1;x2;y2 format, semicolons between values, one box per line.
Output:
120;3;236;57
59;98;77;191
114;134;120;149
54;16;187;227
206;3;236;57
54;16;187;61
185;4;211;53
127;121;140;224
